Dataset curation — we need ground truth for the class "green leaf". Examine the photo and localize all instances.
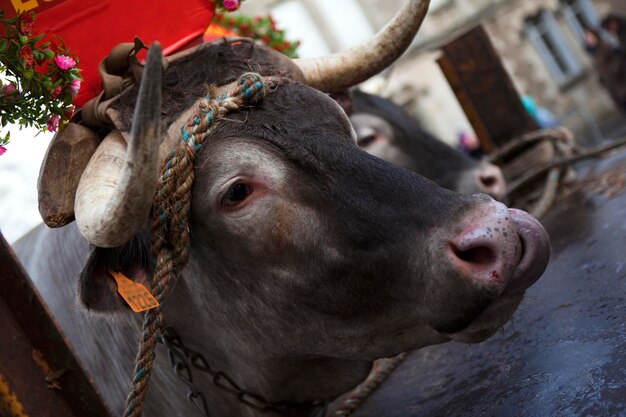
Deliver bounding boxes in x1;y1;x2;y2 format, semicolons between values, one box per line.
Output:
0;130;10;146
19;35;28;45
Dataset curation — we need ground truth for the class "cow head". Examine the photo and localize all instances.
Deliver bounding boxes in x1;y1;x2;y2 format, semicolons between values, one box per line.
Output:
62;0;549;409
350;90;507;200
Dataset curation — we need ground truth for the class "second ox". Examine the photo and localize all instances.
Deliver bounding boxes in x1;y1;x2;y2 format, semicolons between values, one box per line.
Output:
14;0;549;416
350;90;507;200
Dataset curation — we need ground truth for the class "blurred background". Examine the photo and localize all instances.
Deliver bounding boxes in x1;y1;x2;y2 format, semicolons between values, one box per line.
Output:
238;0;626;145
2;0;626;242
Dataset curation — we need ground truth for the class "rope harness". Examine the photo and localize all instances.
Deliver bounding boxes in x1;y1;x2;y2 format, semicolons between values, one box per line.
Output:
122;72;279;417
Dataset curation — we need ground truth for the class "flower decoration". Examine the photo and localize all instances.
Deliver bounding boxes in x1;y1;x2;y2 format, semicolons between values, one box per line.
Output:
214;12;301;58
18;45;34;67
17;13;33;36
0;10;82;154
222;0;240;11
214;0;245;12
69;79;81;97
53;54;76;70
46;114;60;132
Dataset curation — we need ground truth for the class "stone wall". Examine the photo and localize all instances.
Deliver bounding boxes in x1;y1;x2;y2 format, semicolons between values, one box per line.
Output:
482;0;618;142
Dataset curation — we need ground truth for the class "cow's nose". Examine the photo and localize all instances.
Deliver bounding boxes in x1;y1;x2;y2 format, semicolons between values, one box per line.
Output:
475;163;507;201
446;201;522;294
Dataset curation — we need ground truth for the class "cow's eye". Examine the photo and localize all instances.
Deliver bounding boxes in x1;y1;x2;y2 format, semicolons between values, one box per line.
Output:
223;183;253;208
358;134;377;147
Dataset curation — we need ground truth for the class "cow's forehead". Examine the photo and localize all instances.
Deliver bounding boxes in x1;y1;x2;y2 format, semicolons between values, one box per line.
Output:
159;81;356;162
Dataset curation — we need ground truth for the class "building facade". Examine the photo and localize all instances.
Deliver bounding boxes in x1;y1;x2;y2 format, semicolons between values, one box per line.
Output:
240;0;625;146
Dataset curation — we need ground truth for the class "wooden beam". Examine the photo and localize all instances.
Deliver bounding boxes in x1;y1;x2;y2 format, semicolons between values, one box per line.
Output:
0;232;113;417
438;25;538;152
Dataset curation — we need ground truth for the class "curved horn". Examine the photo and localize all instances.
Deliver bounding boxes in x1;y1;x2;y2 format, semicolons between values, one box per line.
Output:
75;43;163;248
295;0;430;92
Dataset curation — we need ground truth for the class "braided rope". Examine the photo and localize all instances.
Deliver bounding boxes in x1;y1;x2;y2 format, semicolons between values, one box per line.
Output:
123;73;278;417
331;353;406;417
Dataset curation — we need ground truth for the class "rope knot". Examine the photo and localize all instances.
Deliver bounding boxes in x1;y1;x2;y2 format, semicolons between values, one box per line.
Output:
238;72;271;106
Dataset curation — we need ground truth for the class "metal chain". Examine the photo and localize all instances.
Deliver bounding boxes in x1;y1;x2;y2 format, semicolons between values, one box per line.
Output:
158;326;325;415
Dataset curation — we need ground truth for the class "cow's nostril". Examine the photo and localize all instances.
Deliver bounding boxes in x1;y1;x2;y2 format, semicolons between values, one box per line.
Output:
452;244;495;266
479;175;498;188
446;201;523;292
475;164;507;201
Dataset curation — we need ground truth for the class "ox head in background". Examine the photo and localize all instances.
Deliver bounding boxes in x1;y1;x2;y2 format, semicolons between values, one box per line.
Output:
350;90;507;200
33;0;549;415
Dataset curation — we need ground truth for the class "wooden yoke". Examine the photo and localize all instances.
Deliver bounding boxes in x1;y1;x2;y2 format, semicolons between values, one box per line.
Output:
37;122;101;228
438;25;538;153
0;232;113;417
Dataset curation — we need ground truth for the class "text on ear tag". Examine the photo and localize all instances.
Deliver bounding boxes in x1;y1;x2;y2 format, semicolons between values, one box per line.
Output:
111;272;159;313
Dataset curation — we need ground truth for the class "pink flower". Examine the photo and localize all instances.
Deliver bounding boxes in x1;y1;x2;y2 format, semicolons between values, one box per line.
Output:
46;115;60;132
2;85;16;96
69;79;81;97
54;55;76;70
222;0;240;11
0;146;6;157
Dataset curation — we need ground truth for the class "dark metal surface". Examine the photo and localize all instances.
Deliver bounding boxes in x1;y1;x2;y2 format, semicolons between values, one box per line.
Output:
353;150;626;417
0;232;113;417
438;26;538;152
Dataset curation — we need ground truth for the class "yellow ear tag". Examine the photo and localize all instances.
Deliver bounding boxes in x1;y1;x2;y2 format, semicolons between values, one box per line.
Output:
111;272;160;313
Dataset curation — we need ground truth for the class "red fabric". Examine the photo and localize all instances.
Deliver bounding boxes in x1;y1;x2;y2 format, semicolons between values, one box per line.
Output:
4;0;216;106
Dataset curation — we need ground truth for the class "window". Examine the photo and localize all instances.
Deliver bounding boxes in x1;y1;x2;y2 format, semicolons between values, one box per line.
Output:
560;0;600;41
524;10;584;87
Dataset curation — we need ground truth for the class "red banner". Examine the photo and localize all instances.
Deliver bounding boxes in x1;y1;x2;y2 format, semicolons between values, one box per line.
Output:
2;0;216;105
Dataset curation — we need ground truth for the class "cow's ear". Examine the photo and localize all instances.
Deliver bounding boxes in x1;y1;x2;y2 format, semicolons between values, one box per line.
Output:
77;232;153;314
330;90;354;117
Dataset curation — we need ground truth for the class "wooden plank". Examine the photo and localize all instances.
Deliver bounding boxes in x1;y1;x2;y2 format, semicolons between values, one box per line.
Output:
0;232;113;417
438;25;538;151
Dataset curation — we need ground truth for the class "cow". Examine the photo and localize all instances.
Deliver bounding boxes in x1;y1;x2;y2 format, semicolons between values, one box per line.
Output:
13;1;550;416
350;89;507;200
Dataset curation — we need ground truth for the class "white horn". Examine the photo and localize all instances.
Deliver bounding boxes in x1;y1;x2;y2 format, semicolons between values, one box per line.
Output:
75;43;163;248
295;0;430;92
